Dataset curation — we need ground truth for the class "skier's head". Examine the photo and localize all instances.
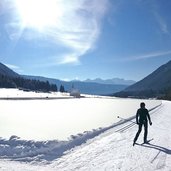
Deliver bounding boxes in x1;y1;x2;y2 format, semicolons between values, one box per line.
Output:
140;102;145;108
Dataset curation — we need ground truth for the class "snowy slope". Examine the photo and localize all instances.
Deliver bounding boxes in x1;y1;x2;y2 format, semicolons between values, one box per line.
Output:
0;101;170;170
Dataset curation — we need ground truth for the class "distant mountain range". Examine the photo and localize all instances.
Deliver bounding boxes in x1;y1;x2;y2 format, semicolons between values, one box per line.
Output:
23;75;129;95
0;62;130;95
115;60;171;98
83;78;135;85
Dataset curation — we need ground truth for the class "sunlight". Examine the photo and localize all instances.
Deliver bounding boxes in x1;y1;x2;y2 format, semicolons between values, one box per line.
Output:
14;0;62;31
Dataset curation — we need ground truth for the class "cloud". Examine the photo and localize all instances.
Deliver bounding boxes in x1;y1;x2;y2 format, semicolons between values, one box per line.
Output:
48;0;109;65
148;0;170;35
124;50;171;61
3;0;110;65
57;53;81;65
153;11;169;35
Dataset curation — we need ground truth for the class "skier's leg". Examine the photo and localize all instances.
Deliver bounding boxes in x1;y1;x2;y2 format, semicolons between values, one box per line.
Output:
144;121;148;143
133;123;142;144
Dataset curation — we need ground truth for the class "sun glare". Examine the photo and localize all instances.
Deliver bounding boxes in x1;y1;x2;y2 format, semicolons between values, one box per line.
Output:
15;0;62;31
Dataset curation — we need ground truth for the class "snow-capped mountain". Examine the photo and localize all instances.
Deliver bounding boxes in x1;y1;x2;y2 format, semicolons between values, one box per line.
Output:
23;75;128;95
84;78;135;85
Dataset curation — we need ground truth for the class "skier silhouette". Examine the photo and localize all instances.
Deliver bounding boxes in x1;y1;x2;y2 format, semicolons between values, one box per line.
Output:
133;102;152;146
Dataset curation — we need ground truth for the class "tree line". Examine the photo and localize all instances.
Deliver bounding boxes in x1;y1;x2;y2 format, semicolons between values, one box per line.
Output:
114;87;171;101
0;74;57;92
159;87;171;100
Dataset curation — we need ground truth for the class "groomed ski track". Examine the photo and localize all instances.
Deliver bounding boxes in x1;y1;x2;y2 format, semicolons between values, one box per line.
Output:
48;101;171;171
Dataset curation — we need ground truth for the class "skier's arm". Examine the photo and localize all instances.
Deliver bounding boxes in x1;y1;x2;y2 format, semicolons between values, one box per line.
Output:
147;110;152;125
136;109;139;124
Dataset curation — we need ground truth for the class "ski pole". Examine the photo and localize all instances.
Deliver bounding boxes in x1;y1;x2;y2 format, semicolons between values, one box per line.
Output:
117;116;136;124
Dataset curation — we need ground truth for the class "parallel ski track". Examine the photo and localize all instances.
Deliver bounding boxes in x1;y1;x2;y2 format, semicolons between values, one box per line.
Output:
115;103;163;133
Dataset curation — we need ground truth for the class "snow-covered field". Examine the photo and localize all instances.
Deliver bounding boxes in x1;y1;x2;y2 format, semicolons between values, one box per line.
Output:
0;89;161;140
0;88;71;99
0;88;169;170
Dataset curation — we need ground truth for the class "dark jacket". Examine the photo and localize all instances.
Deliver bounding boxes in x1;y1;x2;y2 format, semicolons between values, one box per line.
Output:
136;108;151;124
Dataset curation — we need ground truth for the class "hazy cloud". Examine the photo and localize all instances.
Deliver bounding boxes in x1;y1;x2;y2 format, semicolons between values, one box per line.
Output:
3;0;109;65
124;50;171;61
57;53;81;65
153;11;169;34
50;0;109;65
148;0;170;35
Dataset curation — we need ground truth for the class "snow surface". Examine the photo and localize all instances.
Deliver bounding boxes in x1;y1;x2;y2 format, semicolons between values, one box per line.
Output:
0;89;170;170
0;89;161;140
0;88;71;99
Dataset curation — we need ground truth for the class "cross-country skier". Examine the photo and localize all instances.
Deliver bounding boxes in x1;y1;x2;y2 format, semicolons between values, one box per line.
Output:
133;102;152;146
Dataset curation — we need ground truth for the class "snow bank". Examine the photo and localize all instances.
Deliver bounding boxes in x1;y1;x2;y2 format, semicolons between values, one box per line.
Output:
0;128;118;163
0;125;127;162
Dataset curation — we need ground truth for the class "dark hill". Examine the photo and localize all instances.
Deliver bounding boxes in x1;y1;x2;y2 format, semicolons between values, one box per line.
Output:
0;63;19;77
126;60;171;91
0;63;57;92
115;60;171;98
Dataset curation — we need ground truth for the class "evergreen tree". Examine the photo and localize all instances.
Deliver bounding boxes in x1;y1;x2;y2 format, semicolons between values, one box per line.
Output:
59;85;65;92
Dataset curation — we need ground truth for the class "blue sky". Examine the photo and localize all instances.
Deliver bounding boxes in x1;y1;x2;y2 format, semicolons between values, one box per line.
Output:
0;0;171;81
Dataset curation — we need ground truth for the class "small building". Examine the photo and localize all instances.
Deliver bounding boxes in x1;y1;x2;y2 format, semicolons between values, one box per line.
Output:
70;89;80;98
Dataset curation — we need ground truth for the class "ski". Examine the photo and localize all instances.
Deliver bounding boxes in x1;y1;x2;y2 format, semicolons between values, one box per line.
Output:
133;138;153;146
141;138;153;145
